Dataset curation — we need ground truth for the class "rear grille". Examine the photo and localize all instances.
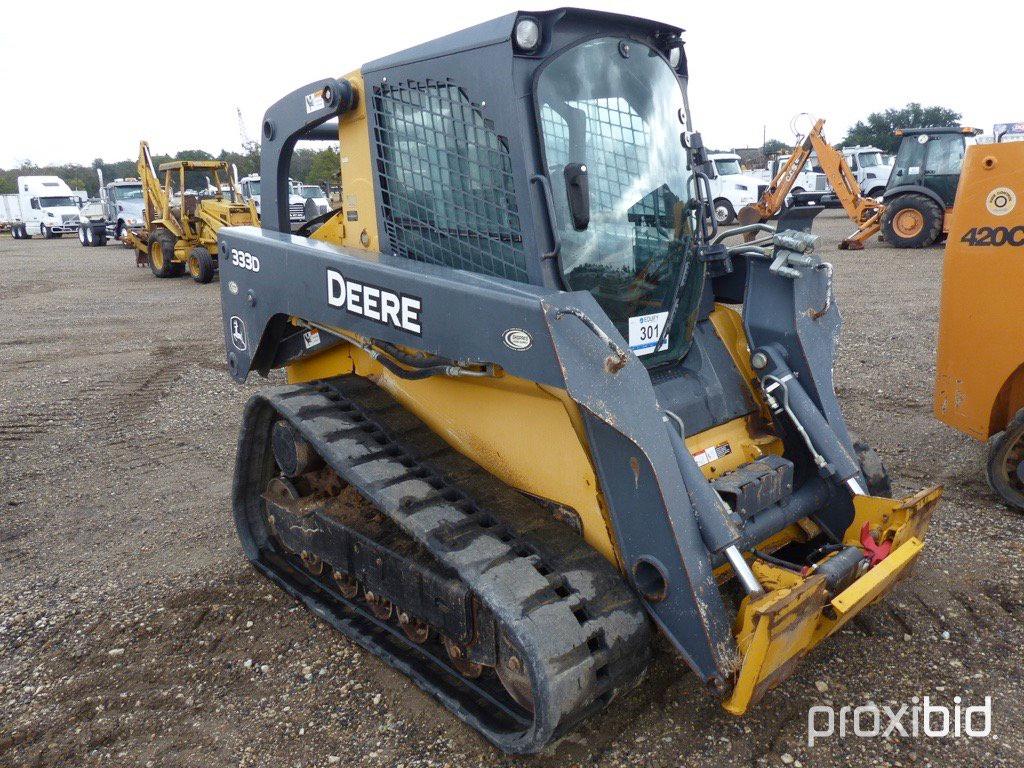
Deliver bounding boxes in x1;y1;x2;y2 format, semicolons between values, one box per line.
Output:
289;203;305;220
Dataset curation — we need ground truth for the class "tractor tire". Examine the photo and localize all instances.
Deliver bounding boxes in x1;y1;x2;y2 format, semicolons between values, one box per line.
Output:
187;246;216;284
881;195;943;248
985;407;1024;512
713;198;736;226
21;224;31;239
148;228;182;278
41;224;54;239
95;230;107;246
13;224;22;239
79;226;89;246
851;434;892;498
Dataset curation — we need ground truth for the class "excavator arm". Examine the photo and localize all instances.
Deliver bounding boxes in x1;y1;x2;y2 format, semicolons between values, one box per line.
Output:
737;118;823;228
739;119;886;249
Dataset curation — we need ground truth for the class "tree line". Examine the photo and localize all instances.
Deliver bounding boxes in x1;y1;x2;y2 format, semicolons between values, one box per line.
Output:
0;146;341;197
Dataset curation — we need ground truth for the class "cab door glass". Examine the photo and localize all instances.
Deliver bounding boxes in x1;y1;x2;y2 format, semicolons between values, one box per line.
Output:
921;134;965;205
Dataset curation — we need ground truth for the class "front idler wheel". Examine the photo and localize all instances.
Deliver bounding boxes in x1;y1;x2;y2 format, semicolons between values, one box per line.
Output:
496;633;534;712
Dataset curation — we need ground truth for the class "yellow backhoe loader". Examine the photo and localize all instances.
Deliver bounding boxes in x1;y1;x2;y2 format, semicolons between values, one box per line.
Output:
935;139;1024;510
741;120;980;250
124;142;258;283
738;118;883;248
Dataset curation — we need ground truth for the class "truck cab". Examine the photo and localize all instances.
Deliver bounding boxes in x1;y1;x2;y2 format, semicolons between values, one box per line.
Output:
706;153;767;224
239;174;306;222
754;155;829;206
839;146;891;199
14;176;81;238
103;178;145;238
298;184;329;220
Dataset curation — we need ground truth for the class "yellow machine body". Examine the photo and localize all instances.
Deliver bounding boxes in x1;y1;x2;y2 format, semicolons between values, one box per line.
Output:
275;67;940;719
934;141;1024;440
124;141;259;269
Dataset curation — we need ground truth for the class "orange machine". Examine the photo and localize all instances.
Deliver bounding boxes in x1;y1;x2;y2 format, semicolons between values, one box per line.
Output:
934;140;1024;510
738;118;883;248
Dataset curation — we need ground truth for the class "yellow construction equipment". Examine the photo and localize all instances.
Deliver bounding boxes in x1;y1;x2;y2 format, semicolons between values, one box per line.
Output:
214;10;940;753
738;118;884;248
935;140;1024;510
124;142;258;283
742;121;983;250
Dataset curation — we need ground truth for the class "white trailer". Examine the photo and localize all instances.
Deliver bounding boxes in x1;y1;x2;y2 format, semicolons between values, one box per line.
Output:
1;193;23;230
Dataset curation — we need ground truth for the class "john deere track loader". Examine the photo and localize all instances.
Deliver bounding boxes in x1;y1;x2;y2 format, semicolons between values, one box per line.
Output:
217;10;941;753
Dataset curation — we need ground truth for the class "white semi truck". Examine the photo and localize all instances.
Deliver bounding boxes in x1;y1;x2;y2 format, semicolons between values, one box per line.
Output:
706;153;770;225
8;176;82;238
239;174;306;222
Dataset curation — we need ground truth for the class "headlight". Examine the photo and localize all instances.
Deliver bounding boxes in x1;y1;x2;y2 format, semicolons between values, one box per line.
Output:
514;18;541;51
668;45;682;69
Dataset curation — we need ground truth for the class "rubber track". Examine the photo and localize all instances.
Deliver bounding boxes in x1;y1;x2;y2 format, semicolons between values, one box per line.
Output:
232;376;652;753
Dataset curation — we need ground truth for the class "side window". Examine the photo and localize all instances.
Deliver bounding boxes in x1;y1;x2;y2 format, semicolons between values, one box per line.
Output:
30;198;40;210
373;80;527;282
924;135;964;176
847;154;858;171
893;138;926;182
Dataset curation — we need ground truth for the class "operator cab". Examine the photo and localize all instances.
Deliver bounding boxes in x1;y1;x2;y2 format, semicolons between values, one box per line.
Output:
885;126;981;207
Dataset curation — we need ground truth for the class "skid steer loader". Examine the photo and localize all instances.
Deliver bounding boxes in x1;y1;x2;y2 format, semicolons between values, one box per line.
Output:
216;10;941;753
124;142;258;283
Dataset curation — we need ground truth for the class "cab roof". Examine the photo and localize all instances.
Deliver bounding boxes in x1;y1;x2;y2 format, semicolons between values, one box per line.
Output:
362;8;683;72
895;126;982;137
157;160;229;172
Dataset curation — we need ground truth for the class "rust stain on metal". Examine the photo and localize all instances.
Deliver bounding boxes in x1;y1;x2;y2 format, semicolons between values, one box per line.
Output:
629;456;640;489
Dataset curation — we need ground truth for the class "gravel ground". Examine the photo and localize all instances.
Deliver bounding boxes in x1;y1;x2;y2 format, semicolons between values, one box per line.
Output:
1;212;1022;767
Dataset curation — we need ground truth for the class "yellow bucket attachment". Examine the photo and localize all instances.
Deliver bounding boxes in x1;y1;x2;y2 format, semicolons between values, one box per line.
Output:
723;485;942;715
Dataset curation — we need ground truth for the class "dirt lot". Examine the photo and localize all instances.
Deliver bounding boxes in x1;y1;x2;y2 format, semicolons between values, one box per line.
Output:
1;211;1022;767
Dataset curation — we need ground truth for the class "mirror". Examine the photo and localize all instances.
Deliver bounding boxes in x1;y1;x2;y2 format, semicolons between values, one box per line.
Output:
563;162;590;230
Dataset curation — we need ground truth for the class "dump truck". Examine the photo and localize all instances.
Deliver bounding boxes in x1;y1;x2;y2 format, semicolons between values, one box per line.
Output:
125;142;258;282
935;139;1024;510
216;10;941;753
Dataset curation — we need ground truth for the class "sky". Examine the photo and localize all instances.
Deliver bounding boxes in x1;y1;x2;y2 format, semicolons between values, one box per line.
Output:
0;1;1016;169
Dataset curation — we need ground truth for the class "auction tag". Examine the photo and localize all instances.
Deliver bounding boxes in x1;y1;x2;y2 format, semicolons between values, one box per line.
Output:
628;312;668;357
